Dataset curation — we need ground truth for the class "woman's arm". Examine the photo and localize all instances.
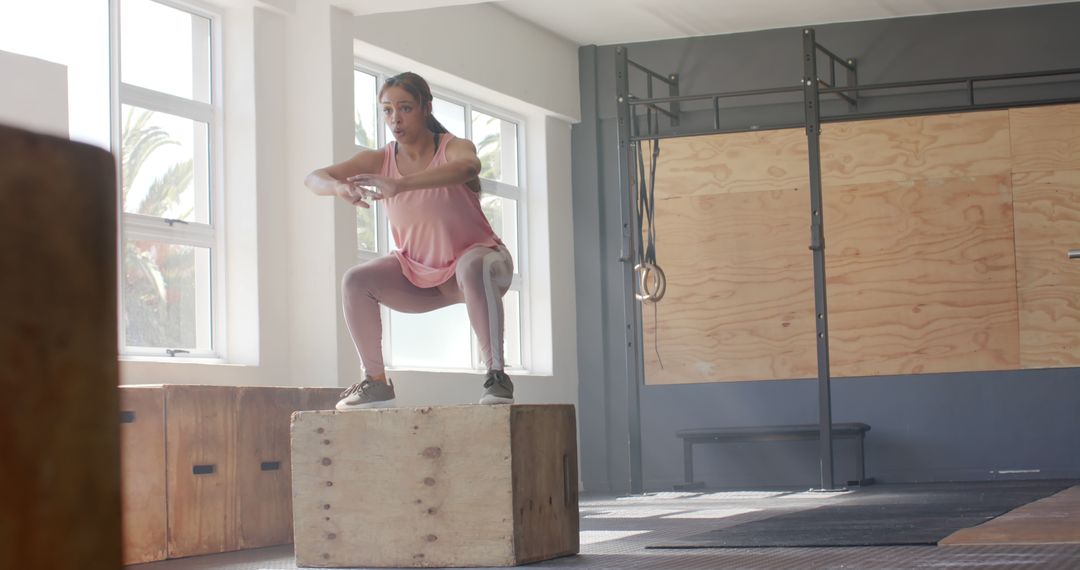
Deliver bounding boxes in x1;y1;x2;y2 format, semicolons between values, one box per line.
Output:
304;149;384;207
347;138;482;199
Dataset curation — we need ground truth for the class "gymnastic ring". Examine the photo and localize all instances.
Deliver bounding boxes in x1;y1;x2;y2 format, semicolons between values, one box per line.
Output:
634;262;667;303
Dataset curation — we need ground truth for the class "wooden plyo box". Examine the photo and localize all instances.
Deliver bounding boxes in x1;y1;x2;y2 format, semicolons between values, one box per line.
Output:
118;385;342;563
291;405;579;567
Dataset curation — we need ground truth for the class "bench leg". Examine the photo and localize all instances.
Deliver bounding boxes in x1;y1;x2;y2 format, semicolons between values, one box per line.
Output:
683;440;694;484
855;434;865;484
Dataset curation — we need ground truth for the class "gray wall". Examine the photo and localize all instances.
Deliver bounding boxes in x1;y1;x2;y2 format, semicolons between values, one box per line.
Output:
573;2;1080;494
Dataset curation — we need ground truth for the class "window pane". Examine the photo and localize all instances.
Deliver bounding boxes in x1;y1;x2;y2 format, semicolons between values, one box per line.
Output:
123;240;212;351
472;111;517;185
432;97;466;137
121;0;211;103
356;205;376;253
390;306;471;369
121;105;210;223
354;69;377;148
481;195;518;271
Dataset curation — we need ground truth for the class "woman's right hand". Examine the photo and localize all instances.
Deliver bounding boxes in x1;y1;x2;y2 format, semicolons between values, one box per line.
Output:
334;180;372;209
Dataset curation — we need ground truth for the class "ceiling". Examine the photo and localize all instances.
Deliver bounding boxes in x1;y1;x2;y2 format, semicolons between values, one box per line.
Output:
336;0;1077;45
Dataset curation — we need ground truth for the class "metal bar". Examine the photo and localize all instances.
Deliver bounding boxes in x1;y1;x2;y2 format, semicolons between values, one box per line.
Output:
668;72;680;127
820;67;1080;95
712;97;721;130
819;96;1080;123
819;78;858;107
614;47;645;495
1069;249;1080;259
967;80;975;106
846;58;858;110
804;27;837;492
628;58;678;86
642;102;678;121
629;95;1080;142
628;85;803;107
632;121;808;143
816;42;856;71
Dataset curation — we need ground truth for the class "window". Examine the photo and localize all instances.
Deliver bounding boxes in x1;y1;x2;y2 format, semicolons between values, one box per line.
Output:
353;64;526;371
114;0;222;358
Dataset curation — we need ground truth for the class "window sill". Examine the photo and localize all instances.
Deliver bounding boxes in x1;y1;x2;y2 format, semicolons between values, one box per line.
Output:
118;355;243;367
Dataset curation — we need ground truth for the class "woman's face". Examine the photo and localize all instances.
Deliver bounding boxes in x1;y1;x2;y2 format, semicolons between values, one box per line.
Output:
380;86;429;144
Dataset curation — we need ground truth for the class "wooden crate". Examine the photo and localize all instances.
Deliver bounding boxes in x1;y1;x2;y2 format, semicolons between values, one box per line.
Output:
120;386;168;564
237;387;298;549
166;385;239;558
0;126;121;569
291;405;579;567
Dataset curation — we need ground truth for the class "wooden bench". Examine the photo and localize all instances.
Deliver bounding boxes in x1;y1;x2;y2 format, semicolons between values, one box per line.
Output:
675;423;872;489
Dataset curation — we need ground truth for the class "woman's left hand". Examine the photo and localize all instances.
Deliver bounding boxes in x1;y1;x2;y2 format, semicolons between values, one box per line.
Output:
346;174;400;200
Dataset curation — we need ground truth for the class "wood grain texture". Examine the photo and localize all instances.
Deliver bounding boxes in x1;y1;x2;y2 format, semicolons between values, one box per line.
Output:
510;406;579;564
120;387;167;564
1018;287;1080;368
824;175;1020;376
1011;104;1080;173
0;126;121;570
648;128;809;199
820;110;1012;186
291;405;578;567
236;387;297;550
1012;170;1080;368
643;189;817;384
293;406;517;567
1012;170;1080;289
166;385;238;558
940;485;1080;545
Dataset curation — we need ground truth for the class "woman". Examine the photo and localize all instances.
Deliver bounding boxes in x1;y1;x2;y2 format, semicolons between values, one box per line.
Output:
304;72;515;409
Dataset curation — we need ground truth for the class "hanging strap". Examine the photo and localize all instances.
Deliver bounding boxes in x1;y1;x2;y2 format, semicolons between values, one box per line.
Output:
633;126;666;304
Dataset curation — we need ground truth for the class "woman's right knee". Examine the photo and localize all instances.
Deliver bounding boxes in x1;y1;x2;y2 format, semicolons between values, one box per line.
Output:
342;265;374;296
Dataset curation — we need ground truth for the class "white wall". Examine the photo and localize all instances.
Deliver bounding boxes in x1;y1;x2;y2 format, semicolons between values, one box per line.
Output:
351;3;581;122
0;0;108;147
0;50;68;138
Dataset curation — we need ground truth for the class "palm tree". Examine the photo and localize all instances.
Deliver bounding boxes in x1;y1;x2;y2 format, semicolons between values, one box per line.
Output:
120;107;195;349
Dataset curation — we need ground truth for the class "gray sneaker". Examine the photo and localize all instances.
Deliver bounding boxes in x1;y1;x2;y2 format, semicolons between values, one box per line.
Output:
479;370;514;405
336;378;396;410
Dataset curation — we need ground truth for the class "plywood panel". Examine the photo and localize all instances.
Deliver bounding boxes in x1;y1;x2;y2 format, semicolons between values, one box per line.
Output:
1012;170;1080;288
1011;104;1080;173
166;385;238;558
120;387;167;564
820;110;1012;186
649;128;809;199
0;126;121;570
1018;287;1080;368
824;175;1020;376
643;189;816;384
1012;170;1080;368
941;485;1080;545
236;387;297;549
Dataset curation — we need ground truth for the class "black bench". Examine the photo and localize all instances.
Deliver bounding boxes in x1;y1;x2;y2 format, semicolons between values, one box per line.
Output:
675;423;872;489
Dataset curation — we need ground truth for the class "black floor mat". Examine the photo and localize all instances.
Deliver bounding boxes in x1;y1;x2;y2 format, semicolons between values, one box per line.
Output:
649;480;1076;549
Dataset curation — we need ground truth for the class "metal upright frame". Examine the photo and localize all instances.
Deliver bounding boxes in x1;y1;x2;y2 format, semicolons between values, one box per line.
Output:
613;27;1080;493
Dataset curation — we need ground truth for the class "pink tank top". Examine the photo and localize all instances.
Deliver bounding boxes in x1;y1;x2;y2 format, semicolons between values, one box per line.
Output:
380;133;503;288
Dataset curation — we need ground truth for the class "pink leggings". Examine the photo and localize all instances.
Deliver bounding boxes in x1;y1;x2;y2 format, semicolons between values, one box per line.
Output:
341;245;514;377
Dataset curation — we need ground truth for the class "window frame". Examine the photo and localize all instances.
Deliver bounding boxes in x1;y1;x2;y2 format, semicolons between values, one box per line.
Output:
111;0;226;360
352;60;529;372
